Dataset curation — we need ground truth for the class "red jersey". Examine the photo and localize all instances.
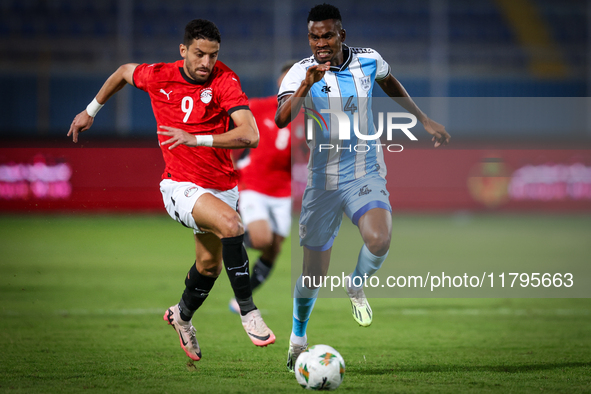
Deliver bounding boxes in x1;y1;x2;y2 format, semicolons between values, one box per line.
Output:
133;60;249;190
237;96;291;197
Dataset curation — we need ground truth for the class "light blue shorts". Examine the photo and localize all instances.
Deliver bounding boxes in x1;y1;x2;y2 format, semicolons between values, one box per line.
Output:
298;174;392;250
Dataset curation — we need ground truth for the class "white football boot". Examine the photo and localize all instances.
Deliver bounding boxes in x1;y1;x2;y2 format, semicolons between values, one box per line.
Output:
163;305;202;361
344;274;373;327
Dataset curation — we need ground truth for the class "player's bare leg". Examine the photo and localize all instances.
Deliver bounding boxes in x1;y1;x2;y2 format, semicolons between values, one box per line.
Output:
302;247;332;283
191;193;275;346
246;221;285;291
288;247;331;371
344;208;392;326
246;219;273;250
261;233;285;263
357;208;392;257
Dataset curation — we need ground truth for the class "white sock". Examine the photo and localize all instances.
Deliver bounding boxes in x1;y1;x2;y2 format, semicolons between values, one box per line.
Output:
290;332;307;346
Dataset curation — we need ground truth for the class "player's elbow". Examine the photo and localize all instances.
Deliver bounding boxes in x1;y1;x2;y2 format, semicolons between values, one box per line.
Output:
117;63;138;86
275;114;289;129
245;138;259;148
249;134;259;148
236;127;258;148
248;125;259;148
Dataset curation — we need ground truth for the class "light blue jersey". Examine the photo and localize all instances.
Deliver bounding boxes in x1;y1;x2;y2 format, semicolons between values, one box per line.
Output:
279;45;391;191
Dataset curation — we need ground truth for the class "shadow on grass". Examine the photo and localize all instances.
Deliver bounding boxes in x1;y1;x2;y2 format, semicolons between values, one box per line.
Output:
354;361;591;375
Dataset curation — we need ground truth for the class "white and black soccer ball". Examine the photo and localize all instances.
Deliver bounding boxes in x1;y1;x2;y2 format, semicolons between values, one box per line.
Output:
295;344;345;391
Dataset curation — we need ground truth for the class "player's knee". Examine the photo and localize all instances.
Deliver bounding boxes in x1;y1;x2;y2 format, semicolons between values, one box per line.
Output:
197;264;221;278
218;212;244;238
365;232;391;256
195;259;223;277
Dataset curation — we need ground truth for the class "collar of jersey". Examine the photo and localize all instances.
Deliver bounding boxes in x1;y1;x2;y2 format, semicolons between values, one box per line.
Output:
327;44;352;72
178;67;207;85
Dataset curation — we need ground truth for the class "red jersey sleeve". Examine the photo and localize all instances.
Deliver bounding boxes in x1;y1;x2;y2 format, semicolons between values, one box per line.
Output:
216;70;249;115
132;63;161;91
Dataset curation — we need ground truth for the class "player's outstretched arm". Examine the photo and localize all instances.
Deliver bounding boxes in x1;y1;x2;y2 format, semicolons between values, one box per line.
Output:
275;63;330;128
158;109;259;150
67;63;138;143
377;74;450;148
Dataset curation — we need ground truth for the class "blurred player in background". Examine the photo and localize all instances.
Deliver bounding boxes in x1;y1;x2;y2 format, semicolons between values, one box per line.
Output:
228;61;296;314
275;4;450;371
68;19;275;362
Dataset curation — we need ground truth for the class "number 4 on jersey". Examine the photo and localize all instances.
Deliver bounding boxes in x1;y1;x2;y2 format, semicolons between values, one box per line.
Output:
344;96;357;114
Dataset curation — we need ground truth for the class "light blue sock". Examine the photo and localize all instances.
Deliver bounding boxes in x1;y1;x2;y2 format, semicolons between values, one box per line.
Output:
351;244;389;288
292;275;319;337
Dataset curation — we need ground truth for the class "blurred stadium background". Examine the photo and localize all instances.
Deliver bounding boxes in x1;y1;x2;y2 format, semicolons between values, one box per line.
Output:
0;0;589;136
0;0;589;211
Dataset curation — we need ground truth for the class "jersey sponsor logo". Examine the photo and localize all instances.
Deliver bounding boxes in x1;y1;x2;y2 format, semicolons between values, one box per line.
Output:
184;186;198;197
300;57;315;65
359;76;371;92
321;85;331;93
200;88;213;104
358;185;372;196
159;89;173;100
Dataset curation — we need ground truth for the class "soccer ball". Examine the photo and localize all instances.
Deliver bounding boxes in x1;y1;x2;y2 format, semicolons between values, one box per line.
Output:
295;344;345;390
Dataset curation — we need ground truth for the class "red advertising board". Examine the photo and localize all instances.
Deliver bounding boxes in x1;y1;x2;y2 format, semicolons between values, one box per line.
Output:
1;146;590;212
382;148;591;211
0;147;164;212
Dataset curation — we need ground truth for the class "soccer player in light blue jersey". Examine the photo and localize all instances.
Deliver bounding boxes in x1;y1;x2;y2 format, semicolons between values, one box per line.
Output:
276;4;450;371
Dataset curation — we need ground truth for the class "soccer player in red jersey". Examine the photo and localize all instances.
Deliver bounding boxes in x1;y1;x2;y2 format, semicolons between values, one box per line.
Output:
67;19;275;362
228;62;296;313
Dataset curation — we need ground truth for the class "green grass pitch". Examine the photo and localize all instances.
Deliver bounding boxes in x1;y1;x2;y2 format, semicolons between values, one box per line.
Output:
0;214;590;393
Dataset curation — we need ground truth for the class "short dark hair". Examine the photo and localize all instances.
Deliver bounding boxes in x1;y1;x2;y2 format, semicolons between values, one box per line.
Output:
184;19;221;46
307;3;342;23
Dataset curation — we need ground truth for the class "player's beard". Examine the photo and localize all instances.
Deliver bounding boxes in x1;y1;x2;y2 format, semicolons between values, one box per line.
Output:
188;67;211;83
